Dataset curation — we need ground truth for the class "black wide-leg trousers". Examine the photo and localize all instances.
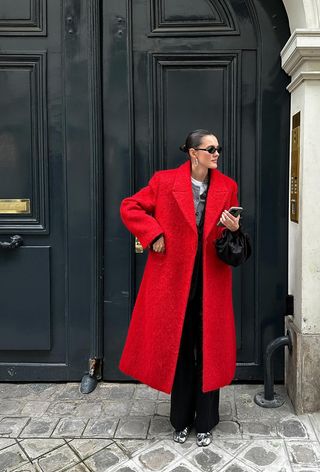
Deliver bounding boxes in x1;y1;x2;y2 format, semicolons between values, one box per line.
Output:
169;290;220;433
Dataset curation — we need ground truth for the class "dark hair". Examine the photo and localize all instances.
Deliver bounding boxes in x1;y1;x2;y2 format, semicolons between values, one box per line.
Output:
179;129;214;154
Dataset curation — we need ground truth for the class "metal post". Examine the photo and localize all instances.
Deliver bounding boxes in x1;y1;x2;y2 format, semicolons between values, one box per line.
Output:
254;330;293;408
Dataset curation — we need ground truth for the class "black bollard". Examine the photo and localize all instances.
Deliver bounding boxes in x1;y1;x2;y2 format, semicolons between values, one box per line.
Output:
254;330;293;408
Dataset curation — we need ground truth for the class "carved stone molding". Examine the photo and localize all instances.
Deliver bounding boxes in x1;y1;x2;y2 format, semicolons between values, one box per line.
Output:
281;30;320;92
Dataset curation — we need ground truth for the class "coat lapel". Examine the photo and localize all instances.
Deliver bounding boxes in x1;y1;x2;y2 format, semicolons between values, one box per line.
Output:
172;160;229;239
203;169;228;240
172;161;197;236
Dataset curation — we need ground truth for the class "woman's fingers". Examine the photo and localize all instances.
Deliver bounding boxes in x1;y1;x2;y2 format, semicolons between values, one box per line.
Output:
154;243;165;252
221;211;240;231
152;236;165;252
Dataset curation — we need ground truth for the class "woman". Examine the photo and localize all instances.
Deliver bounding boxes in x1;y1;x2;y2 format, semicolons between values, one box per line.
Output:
119;129;240;447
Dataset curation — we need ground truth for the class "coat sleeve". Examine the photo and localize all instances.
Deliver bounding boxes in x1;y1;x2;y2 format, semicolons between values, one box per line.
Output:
120;172;164;249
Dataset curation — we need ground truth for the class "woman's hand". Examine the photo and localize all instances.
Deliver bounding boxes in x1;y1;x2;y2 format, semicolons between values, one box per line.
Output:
219;210;240;232
152;235;165;253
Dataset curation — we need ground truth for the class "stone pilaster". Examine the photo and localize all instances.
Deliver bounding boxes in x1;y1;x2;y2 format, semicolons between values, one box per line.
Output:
281;30;320;414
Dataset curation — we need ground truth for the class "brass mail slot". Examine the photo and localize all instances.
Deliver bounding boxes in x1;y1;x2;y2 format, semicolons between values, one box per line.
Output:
0;199;31;214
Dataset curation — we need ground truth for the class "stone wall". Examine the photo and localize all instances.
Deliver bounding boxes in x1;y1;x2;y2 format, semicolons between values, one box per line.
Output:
281;0;320;413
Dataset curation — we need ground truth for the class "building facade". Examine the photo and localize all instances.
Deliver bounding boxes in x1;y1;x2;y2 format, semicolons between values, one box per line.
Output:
281;0;320;414
0;0;319;413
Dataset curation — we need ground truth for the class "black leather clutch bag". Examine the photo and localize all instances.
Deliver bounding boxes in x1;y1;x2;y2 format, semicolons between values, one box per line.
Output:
215;228;252;267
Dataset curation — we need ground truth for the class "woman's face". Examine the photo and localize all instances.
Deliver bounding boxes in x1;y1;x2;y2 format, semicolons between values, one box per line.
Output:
190;134;221;170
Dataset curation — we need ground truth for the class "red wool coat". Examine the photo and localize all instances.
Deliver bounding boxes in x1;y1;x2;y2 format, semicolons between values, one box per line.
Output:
119;160;239;393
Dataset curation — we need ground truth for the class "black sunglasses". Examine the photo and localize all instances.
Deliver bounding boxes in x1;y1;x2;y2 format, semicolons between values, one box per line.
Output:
195;145;222;154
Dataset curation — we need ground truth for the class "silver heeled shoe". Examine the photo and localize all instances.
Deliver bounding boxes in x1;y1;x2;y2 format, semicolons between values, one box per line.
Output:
196;431;212;446
173;424;193;443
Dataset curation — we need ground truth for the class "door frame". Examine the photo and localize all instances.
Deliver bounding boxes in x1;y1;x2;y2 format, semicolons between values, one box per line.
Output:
64;0;104;379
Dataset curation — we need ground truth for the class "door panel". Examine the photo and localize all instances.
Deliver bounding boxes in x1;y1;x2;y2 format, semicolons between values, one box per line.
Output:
103;0;290;382
0;0;96;380
0;247;50;351
0;51;48;231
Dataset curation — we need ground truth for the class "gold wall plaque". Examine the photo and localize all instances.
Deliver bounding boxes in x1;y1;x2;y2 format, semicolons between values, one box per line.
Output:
290;112;300;223
0;199;31;214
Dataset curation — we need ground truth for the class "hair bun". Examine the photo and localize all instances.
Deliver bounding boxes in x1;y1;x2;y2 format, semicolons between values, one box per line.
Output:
179;144;187;153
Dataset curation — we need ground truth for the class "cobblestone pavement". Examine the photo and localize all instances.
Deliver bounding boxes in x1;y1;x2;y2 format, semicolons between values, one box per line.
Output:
0;382;320;471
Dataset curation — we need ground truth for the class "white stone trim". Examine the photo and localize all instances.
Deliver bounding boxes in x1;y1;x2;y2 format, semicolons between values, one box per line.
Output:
304;0;320;28
281;30;320;93
282;0;320;31
281;30;320;76
287;71;320;92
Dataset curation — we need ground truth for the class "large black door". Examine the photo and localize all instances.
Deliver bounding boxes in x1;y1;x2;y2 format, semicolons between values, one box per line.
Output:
0;0;100;381
103;0;290;382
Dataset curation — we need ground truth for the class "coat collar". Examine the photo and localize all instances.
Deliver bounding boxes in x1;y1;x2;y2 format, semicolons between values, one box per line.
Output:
172;160;228;239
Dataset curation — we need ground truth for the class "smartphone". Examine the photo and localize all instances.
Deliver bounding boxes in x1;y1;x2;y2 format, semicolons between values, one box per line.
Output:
217;206;243;226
